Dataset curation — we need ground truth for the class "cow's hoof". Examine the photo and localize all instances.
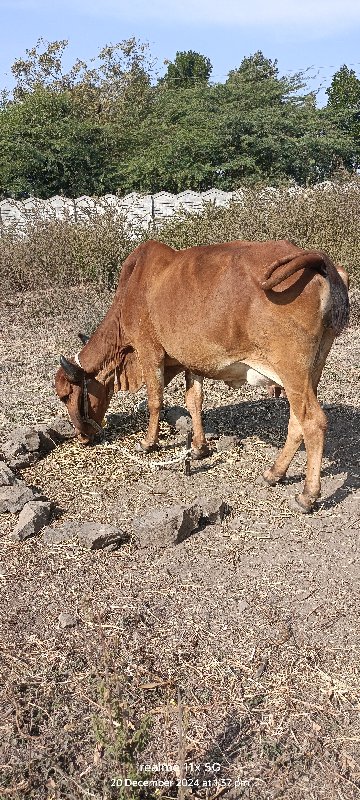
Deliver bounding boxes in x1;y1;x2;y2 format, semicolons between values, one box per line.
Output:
293;493;317;514
135;440;159;454
191;443;212;460
77;434;91;445
262;469;283;487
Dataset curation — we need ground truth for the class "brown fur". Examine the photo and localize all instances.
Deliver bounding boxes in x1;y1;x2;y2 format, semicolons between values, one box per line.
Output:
55;239;349;512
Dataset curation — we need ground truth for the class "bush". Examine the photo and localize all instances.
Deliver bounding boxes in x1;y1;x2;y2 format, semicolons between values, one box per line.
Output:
1;181;359;293
0;209;140;293
157;182;360;285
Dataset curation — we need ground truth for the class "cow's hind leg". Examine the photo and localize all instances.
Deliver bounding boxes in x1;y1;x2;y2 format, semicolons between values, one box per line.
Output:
264;382;327;512
185;372;211;459
263;409;303;486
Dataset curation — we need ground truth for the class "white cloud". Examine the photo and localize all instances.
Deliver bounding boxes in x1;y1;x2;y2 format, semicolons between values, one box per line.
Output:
3;0;360;32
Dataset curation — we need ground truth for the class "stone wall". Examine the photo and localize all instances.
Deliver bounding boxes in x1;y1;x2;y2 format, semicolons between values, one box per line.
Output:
1;182;358;235
0;188;243;232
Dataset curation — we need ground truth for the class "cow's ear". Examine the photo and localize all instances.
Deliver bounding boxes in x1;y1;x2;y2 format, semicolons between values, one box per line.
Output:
60;355;83;383
55;369;73;400
78;332;90;345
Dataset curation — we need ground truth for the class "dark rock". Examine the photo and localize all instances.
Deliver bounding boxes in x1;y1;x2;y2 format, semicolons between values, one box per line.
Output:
216;435;241;453
36;427;57;454
58;612;77;629
42;521;77;546
1;426;41;469
0;417;75;470
0;463;16;486
133;498;227;550
40;416;76;442
77;523;128;550
0;480;34;514
42;521;127;550
12;501;52;541
31;486;50;502
133;503;202;549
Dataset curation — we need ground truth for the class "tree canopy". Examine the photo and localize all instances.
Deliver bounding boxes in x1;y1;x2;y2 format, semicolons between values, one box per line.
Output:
0;40;359;198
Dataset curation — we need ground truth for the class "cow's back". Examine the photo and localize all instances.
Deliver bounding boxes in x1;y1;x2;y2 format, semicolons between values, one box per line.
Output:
119;239;343;376
142;239;321;353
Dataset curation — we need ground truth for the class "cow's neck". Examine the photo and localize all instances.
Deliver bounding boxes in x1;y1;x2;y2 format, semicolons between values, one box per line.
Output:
77;302;123;379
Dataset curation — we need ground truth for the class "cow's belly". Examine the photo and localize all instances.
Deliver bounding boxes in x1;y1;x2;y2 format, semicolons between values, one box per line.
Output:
217;360;283;390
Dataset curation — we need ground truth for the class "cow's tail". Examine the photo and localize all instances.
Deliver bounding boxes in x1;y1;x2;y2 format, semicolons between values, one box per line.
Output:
260;251;350;335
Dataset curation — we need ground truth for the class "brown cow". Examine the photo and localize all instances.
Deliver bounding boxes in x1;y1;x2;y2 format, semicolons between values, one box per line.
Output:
55;239;349;513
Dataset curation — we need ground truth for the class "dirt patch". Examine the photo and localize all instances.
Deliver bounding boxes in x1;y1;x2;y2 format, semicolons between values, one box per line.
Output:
1;287;360;799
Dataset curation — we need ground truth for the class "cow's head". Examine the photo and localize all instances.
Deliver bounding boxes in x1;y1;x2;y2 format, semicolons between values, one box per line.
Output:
54;355;113;445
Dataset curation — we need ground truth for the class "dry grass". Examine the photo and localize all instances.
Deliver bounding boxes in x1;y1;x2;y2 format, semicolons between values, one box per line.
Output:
1;285;360;799
158;182;360;286
1;181;360;294
0;210;139;293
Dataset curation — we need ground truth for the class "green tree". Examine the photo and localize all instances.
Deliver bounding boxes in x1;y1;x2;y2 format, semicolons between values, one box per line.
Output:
115;83;222;192
162;50;212;88
326;65;360;110
1;40;359;198
325;65;360;169
213;52;356;187
0;38;156;197
9;37;155;119
227;50;279;85
0;88;115;198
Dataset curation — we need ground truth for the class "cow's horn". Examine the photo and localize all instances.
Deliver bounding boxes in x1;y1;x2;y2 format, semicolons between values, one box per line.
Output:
60;355;83;383
78;332;90;345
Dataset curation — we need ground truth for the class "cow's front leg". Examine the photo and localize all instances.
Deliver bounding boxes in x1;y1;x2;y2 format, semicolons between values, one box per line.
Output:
137;360;164;453
185;371;211;459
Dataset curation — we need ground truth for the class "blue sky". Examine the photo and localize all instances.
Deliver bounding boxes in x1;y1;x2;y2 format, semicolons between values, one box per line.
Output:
1;0;359;105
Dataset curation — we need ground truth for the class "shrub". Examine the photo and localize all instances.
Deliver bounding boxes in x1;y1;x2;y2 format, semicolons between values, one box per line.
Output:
0;209;140;293
1;181;359;292
157;182;360;285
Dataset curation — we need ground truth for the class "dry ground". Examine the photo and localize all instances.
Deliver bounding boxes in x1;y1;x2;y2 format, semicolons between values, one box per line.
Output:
0;287;360;800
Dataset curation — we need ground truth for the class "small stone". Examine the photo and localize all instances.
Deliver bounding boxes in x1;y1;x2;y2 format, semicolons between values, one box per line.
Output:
41;416;76;442
0;463;16;486
42;521;127;550
133;498;227;550
12;501;52;541
0;481;34;514
216;435;240;453
58;612;77;629
175;415;193;433
165;406;192;432
0;418;75;470
36;426;57;454
1;426;41;469
229;514;249;530
205;429;219;441
193;496;227;524
254;475;268;486
77;523;128;550
133;503;202;549
42;522;77;546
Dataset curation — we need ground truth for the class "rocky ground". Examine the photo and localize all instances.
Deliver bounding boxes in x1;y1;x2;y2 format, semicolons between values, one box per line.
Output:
0;287;360;800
